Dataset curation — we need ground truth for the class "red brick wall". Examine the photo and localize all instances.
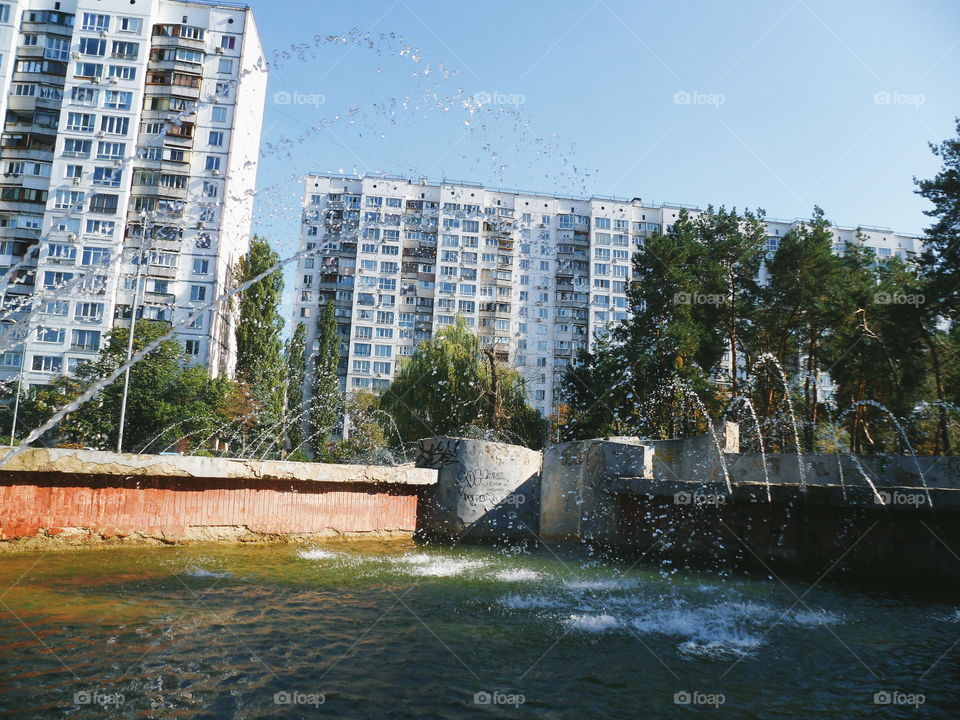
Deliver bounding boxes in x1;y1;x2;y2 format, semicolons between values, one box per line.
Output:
0;476;419;541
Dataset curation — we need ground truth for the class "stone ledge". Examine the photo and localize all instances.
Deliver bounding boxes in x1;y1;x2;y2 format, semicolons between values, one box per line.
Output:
0;447;437;486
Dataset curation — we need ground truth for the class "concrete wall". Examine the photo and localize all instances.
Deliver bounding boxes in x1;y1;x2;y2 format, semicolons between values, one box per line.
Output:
415;437;542;543
0;448;435;549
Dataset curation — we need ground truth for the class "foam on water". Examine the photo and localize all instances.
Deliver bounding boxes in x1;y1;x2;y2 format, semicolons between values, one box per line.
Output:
565;613;620;633
564;578;638;592
297;549;339;560
499;593;567;610
395;553;487;577
493;569;543;582
182;567;233;579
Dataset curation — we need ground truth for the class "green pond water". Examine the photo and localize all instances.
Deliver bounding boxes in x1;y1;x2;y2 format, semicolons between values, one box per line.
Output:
0;541;957;718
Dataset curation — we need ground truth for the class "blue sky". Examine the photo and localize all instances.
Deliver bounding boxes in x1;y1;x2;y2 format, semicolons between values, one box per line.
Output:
245;0;960;327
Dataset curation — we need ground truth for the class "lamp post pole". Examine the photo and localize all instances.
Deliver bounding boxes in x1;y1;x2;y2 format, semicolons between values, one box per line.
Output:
116;211;149;453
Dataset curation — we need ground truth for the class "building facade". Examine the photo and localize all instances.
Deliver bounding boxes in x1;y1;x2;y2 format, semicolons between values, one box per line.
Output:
292;174;922;419
0;0;266;389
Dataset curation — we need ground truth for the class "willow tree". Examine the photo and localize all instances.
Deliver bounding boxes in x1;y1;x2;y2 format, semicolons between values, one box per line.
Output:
380;317;545;449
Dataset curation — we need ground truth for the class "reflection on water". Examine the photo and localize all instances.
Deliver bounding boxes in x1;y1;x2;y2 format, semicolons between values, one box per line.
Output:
0;541;957;718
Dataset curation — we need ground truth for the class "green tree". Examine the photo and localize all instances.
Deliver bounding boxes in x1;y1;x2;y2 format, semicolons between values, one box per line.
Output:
284;321;308;453
2;321;239;453
754;207;845;449
310;300;341;457
915;116;960;323
380;317;545;449
235;236;286;448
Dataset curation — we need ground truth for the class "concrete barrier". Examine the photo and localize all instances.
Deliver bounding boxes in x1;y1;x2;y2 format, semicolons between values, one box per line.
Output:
0;447;436;550
414;437;541;542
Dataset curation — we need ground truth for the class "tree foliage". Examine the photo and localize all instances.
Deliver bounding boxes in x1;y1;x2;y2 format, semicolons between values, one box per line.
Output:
380;317;545;449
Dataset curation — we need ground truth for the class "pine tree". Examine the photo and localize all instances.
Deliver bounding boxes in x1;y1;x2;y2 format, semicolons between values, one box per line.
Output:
310;300;341;457
284;322;308;454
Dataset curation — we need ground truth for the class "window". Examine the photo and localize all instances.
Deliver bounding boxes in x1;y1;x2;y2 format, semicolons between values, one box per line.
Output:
65;164;83;179
64;138;92;157
190;285;206;302
96;141;125;159
54;190;84;210
85;219;115;236
118;17;142;33
36;327;65;343
70;87;99;106
81;13;110;32
208;131;224;147
103;90;133;110
0;5;9;23
373;361;391;375
221;35;236;50
79;38;106;56
212;106;228;123
46;243;76;261
111;41;138;59
74;302;104;322
32;355;63;373
217;58;233;74
44;37;70;60
100;115;129;135
192;258;209;275
354;343;371;357
185;340;200;356
108;65;136;81
42;300;70;316
81;246;111;265
374;345;392;358
92;167;121;187
205;156;221;172
66;112;95;132
71;329;100;351
88;193;118;214
74;62;104;78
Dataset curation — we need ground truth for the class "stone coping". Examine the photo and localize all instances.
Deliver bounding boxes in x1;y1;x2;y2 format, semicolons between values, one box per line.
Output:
0;447;437;486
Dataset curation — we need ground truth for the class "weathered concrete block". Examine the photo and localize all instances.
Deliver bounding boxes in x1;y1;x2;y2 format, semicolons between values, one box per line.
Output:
415;437;542;542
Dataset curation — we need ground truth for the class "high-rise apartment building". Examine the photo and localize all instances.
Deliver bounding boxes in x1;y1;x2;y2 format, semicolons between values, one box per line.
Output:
0;0;266;388
293;174;922;418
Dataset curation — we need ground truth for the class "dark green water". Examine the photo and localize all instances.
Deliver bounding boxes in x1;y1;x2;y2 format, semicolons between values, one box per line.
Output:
0;541;956;718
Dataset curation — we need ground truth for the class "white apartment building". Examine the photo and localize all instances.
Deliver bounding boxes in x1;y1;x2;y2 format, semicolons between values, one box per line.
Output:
293;174;923;418
0;0;266;389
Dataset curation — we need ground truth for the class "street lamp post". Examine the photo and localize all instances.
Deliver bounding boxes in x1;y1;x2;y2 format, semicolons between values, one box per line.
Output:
116;212;149;453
